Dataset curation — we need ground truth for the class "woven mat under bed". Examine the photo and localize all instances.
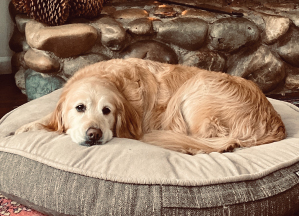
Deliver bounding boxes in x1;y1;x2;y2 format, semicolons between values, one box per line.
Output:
0;193;45;216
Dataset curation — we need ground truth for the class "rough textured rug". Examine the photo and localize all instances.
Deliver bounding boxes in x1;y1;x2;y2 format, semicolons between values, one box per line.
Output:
0;194;45;216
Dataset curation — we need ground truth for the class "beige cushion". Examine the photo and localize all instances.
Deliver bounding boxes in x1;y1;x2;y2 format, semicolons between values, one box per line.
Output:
0;89;299;186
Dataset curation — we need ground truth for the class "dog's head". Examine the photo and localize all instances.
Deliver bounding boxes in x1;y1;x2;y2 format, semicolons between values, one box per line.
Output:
46;77;142;146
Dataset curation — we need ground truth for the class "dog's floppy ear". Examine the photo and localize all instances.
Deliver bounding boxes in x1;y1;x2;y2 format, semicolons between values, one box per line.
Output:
115;97;143;140
43;97;67;133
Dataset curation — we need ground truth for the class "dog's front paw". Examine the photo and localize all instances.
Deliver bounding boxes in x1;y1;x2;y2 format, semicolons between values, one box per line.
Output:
15;122;44;135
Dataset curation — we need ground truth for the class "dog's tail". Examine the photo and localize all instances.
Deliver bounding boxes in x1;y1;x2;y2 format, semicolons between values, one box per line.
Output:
142;130;241;155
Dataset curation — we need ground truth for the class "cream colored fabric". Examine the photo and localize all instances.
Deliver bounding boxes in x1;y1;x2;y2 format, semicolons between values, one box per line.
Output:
0;89;299;186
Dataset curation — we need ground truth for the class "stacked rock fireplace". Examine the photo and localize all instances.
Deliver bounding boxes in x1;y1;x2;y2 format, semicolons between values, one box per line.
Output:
8;0;299;100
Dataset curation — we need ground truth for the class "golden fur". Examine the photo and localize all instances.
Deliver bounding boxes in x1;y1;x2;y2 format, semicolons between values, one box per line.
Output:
16;58;286;154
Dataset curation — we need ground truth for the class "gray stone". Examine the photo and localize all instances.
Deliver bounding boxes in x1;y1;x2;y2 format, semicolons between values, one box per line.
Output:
9;27;29;53
120;40;178;64
263;3;299;12
285;73;299;90
15;14;32;33
244;12;265;31
25;69;65;101
172;5;186;14
181;9;217;22
254;5;299;27
92;17;127;51
113;8;149;20
101;6;117;15
261;3;299;27
157;17;208;51
209;18;259;52
182;51;226;72
154;5;178;18
127;18;153;35
227;46;285;93
15;68;26;94
24;49;60;73
25;21;98;58
11;51;27;74
63;53;110;78
25;20;47;39
277;27;299;68
152;19;163;32
282;11;299;28
262;14;290;44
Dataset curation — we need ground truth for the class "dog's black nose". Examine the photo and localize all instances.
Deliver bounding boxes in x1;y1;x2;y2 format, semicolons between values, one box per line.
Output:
86;127;102;144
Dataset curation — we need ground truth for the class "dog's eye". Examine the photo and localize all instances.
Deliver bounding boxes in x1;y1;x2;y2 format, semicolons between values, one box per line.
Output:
76;104;86;112
102;107;111;115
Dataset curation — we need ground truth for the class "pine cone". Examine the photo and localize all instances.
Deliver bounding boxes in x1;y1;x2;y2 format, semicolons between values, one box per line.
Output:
29;0;70;26
12;0;30;14
69;0;105;18
12;0;107;26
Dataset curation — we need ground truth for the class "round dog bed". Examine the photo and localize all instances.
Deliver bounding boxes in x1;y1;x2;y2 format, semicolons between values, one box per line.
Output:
0;89;299;215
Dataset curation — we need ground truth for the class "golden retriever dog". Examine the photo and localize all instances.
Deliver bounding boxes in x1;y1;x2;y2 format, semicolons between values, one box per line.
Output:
16;58;286;155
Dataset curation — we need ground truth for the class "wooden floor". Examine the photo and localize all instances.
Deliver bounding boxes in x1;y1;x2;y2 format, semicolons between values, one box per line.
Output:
0;74;27;119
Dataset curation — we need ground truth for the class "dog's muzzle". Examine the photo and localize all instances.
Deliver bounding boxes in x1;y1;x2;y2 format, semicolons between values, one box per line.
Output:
83;127;103;146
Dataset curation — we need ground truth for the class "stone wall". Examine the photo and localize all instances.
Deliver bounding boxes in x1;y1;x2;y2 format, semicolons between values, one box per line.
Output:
9;0;299;100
